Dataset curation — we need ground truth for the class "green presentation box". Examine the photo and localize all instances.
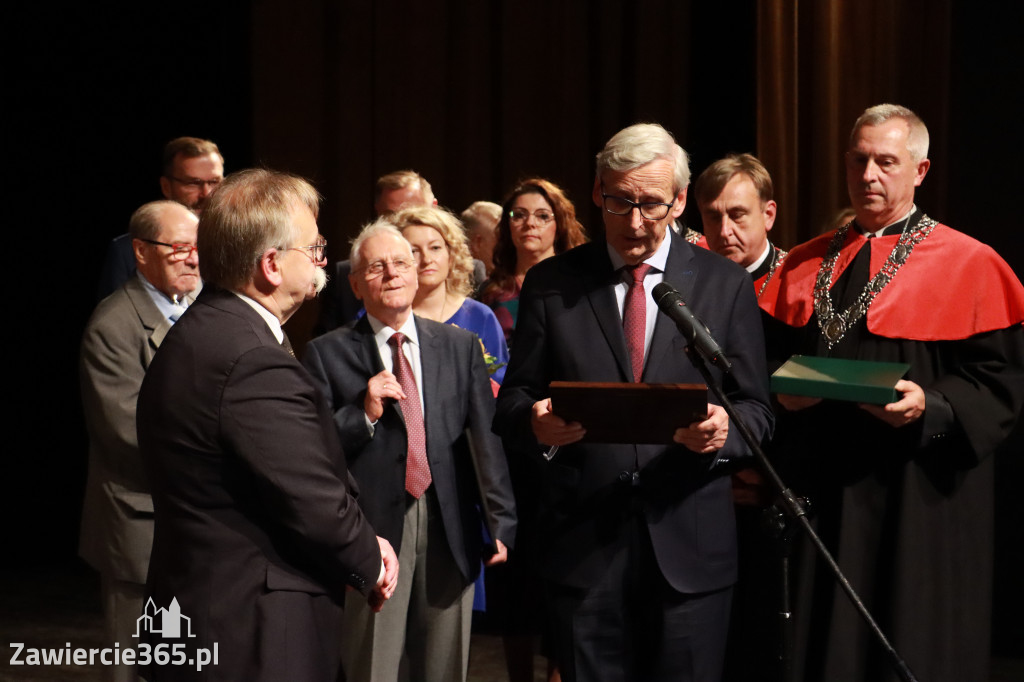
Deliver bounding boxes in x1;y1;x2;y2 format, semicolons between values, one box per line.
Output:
770;355;910;405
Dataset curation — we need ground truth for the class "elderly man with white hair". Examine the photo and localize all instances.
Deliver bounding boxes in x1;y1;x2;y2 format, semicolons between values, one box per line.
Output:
495;123;773;682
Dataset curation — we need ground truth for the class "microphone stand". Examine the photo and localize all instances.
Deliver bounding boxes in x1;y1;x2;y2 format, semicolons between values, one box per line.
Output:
682;344;920;682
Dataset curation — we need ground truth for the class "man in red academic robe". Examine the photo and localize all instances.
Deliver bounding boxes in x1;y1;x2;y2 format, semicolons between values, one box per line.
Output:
760;104;1024;682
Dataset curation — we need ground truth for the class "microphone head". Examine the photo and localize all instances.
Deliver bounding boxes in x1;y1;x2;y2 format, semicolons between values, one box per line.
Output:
651;281;681;306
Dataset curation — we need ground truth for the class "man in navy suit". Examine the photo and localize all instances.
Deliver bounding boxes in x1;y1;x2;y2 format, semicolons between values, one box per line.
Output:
138;169;398;681
303;220;516;682
494;123;773;682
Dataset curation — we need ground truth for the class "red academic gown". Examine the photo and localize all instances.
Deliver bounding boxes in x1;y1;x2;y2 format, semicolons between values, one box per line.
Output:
759;213;1024;682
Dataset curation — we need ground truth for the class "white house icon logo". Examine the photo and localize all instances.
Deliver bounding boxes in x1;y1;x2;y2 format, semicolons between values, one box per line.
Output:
133;597;196;638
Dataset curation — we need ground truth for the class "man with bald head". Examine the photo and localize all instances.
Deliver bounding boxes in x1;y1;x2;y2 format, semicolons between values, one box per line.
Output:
80;200;199;682
761;104;1024;682
97;137;224;301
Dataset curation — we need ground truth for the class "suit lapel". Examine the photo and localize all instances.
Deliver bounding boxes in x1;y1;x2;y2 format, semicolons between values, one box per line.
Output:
414;316;441;442
352;316;400;426
582;245;633;381
124;276;174;351
643;236;698;380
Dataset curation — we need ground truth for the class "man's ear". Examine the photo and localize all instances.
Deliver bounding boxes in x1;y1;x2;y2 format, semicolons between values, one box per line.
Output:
348;273;363;301
671;187;688;219
159;176;172;200
132;238;148;266
258;248;285;288
763;200;778;232
914;158;931;187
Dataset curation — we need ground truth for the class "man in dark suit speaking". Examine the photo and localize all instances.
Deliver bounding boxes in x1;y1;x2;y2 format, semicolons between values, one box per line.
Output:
494;123;773;682
303;220;516;682
137;169;398;681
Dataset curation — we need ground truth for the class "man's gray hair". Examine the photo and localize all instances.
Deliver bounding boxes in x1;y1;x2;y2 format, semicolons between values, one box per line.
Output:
595;123;691;193
198;168;320;290
460;201;502;235
349;219;410;271
850;104;930;162
129;200;189;242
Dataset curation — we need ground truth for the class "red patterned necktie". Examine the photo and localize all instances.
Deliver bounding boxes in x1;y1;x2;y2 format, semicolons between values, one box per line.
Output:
623;263;652;383
388;332;431;498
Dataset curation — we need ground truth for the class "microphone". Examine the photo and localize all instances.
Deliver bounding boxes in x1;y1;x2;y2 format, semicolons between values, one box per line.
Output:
652;282;732;372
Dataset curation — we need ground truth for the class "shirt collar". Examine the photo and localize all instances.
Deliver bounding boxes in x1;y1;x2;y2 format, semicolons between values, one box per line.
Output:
746;240;773;274
366;312;420;349
232;291;284;343
606;226;672;273
137;271;188;323
859;205;917;238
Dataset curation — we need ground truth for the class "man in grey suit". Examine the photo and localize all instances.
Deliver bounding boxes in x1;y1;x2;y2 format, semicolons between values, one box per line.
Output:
303;220;516;682
96;137;224;301
79;199;200;682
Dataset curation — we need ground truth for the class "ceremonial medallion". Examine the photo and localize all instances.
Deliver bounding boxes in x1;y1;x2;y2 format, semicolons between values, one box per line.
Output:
813;215;938;349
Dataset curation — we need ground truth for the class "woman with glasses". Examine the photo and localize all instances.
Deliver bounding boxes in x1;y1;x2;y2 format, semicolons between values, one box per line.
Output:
478;178;588;347
390;205;509;384
477;178;586;682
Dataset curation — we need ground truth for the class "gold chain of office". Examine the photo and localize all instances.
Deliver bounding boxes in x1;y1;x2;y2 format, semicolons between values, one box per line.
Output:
757;248;788;300
813;214;938;349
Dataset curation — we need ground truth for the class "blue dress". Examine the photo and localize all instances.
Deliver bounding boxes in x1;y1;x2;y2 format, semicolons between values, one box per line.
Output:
444;298;509;385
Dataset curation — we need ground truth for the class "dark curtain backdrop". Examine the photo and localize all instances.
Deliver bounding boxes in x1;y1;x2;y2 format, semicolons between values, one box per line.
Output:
248;0;757;344
5;0;1020;655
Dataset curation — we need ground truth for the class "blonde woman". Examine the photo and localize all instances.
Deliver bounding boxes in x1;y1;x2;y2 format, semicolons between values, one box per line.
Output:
391;205;509;383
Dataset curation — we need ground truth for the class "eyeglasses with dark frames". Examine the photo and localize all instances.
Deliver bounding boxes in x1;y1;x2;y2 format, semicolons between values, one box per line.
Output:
168;176;222;190
600;190;675;221
140;239;198;262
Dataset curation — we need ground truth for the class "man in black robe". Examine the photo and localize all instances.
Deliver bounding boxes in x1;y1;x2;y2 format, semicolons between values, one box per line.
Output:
760;104;1024;682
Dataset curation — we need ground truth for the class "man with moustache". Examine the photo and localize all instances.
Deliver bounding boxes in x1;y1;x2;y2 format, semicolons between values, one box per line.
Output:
495;123;773;682
79;200;199;682
303;221;516;682
696;153;785;300
760;104;1024;682
137;169;398;681
97;137;224;300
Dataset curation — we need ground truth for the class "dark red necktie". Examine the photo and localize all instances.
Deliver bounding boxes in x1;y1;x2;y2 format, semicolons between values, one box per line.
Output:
388;332;431;498
623;263;652;382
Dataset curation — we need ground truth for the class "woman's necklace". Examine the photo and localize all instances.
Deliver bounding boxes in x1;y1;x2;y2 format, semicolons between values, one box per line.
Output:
813;214;937;349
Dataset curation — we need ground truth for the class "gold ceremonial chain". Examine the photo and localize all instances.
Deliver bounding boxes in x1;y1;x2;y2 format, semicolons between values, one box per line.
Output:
813;215;938;349
757;248;788;300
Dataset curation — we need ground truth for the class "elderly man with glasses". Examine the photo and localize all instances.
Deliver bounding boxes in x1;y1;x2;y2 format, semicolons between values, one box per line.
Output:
303;219;516;682
495;123;773;682
79;199;200;682
97;136;225;301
